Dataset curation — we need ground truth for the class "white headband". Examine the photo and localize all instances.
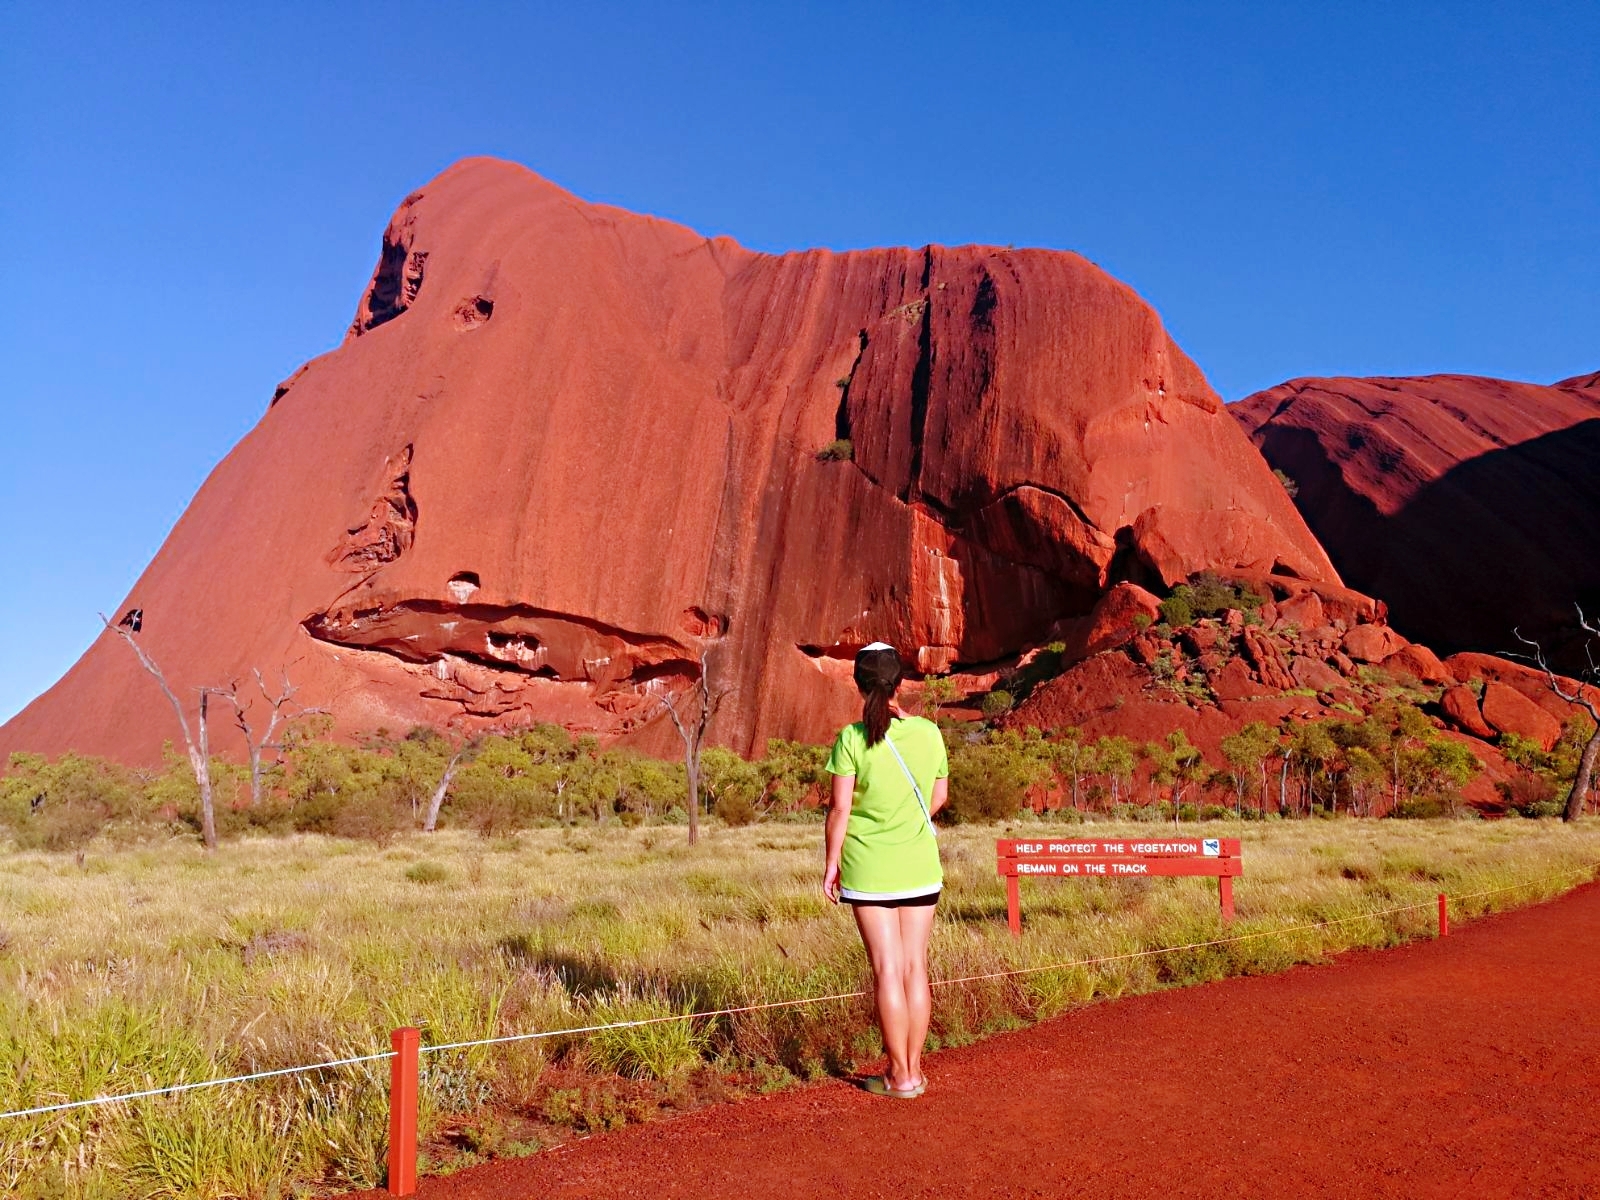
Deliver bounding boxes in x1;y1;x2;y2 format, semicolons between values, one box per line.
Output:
861;641;894;652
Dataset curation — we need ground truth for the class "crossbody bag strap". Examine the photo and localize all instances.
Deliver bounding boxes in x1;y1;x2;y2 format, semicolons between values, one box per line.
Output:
883;728;937;838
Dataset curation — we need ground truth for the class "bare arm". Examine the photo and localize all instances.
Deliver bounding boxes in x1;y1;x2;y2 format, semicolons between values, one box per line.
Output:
929;776;949;818
822;773;854;903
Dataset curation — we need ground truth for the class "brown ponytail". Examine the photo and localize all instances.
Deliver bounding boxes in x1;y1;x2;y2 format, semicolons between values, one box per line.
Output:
854;645;904;747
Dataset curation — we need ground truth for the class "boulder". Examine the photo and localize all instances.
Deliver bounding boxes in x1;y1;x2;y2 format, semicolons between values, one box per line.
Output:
0;156;1344;765
1447;652;1599;722
1480;682;1562;750
1067;582;1162;659
1385;642;1452;685
1210;657;1271;702
1127;633;1164;668
1441;686;1495;739
1181;622;1222;655
1241;627;1294;692
1275;591;1325;630
1342;623;1408;664
1290;656;1345;694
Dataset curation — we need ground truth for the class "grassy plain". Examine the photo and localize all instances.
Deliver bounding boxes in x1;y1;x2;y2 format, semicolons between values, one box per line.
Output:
3;818;1598;1198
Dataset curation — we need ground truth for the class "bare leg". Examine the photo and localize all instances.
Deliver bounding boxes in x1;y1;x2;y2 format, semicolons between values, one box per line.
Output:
852;904;916;1090
897;901;937;1087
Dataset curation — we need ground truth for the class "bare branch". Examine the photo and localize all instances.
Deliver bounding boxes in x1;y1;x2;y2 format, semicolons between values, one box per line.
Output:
1513;608;1600;823
1512;625;1600;719
100;613;196;748
101;614;221;849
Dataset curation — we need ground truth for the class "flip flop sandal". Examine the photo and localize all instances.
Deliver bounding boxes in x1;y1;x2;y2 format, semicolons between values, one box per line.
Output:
863;1075;921;1099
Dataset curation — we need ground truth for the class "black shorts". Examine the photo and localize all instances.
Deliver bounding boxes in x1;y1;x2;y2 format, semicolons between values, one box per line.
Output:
843;890;940;909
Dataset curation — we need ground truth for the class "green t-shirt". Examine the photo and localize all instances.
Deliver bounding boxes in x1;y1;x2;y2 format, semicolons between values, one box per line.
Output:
825;716;948;899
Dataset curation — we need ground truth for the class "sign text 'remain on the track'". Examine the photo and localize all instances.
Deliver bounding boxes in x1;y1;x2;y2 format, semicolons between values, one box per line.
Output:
1000;840;1224;857
997;838;1241;934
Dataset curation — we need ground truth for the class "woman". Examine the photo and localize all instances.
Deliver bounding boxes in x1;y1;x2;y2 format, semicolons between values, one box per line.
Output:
822;642;949;1099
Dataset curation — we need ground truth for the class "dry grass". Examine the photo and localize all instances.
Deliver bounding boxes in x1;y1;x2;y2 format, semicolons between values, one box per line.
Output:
2;817;1598;1197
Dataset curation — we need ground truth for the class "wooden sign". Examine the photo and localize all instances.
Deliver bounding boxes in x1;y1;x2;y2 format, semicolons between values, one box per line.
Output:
997;837;1243;935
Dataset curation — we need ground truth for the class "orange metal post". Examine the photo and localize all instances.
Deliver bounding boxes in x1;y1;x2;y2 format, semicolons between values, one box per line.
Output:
1438;893;1448;938
1219;874;1235;923
388;1026;420;1197
1006;874;1022;938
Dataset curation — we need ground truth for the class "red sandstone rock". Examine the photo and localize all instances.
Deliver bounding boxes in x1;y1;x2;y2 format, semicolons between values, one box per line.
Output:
1446;652;1600;723
1235;372;1600;670
1275;591;1325;630
1011;653;1242;760
1290;656;1344;694
1342;623;1407;664
1210;657;1271;703
0;158;1340;765
1442;686;1496;739
1061;582;1162;659
1385;642;1451;685
1480;682;1562;750
1242;627;1294;692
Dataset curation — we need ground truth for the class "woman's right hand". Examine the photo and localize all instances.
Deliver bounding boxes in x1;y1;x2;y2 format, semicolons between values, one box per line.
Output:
822;861;841;904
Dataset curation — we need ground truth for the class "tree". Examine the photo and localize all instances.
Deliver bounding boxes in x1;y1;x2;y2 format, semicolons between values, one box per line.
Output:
1053;727;1092;811
222;667;325;809
656;649;728;845
101;613;223;850
422;733;480;833
1288;722;1337;816
921;676;957;720
1220;722;1277;817
1093;736;1137;807
1515;606;1600;822
1149;730;1206;822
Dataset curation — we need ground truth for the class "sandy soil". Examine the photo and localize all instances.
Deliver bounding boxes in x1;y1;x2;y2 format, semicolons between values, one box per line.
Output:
351;883;1600;1199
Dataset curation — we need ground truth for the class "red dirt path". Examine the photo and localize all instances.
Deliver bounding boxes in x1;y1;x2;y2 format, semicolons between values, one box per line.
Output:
362;885;1600;1199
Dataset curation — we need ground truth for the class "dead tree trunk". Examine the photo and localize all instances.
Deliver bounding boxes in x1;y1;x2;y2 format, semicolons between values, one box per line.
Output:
224;668;324;808
660;649;727;846
1569;732;1600;821
102;614;221;851
423;743;471;833
1516;607;1600;823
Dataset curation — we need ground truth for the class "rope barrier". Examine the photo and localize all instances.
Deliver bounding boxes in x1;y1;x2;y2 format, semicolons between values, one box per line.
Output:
2;863;1592;1122
0;1050;396;1121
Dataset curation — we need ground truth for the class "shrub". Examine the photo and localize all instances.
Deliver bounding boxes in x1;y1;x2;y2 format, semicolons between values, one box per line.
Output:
404;861;450;884
815;439;853;462
714;790;759;827
1498;773;1560;819
1158;594;1194;628
1390;797;1451;819
980;690;1014;719
943;742;1030;823
1273;468;1299;498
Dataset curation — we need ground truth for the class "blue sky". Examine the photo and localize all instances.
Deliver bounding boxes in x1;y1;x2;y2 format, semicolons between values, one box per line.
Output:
2;2;1596;725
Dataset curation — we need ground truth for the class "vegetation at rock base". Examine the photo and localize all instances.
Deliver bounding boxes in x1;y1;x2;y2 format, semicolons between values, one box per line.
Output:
1158;573;1266;629
1;822;1597;1197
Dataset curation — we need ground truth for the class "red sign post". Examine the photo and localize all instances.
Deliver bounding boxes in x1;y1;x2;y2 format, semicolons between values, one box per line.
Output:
997;838;1243;936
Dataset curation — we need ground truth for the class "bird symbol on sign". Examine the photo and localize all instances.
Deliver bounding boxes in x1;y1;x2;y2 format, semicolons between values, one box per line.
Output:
119;608;143;633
